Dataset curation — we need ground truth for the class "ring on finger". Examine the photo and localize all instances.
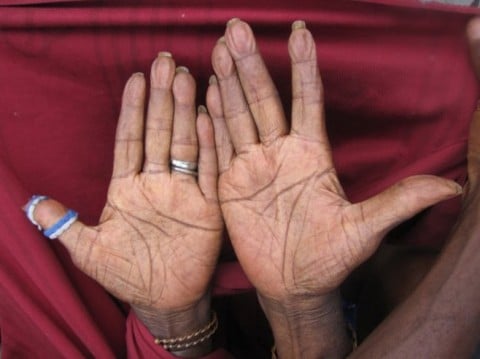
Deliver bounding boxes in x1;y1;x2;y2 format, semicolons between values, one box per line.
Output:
170;159;198;177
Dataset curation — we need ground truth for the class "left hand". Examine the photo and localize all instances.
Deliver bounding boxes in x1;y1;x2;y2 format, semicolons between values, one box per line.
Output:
207;19;462;304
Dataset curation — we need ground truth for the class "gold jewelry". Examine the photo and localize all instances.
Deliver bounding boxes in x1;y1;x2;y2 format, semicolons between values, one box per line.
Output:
154;311;218;351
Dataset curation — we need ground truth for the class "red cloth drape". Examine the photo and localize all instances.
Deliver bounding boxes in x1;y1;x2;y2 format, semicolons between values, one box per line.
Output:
0;0;479;357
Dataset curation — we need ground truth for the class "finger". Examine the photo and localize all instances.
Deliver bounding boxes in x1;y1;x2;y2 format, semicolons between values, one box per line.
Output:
197;106;219;201
466;18;480;186
112;73;146;179
206;75;234;174
212;39;259;153
24;197;98;271
289;21;330;152
170;66;198;180
224;19;288;144
144;52;176;174
354;175;462;256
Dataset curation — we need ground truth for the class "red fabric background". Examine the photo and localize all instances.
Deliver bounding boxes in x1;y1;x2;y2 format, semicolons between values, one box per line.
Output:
0;0;479;357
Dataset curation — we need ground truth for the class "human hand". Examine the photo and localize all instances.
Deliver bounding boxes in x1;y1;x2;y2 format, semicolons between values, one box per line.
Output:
208;19;461;305
25;54;223;344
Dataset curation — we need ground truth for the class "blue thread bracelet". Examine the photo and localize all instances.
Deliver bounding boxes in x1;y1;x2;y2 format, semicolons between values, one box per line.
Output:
43;209;78;240
25;195;49;230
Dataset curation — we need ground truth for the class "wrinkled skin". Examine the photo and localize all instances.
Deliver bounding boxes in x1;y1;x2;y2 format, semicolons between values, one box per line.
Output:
207;19;461;302
32;57;223;312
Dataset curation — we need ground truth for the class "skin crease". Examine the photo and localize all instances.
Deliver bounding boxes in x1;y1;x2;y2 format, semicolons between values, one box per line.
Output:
206;19;463;358
30;55;223;357
348;18;480;358
208;19;459;304
26;17;475;359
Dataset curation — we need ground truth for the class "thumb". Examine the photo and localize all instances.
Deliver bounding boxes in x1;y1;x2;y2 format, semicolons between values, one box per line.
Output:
24;195;95;268
354;175;462;251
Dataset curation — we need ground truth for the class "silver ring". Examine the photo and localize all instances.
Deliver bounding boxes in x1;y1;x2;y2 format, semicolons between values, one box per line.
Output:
170;159;198;171
170;159;198;177
171;167;198;176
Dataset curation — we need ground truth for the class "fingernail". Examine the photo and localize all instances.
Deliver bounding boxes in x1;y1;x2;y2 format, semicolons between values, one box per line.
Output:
198;105;207;114
128;73;145;99
227;17;240;27
217;36;226;44
292;20;306;31
209;74;218;85
454;182;463;195
131;72;145;84
175;66;189;74
158;51;172;58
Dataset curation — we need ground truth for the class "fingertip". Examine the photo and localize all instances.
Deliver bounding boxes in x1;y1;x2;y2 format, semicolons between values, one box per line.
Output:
211;42;235;79
292;20;306;31
419;175;462;197
226;17;241;27
452;181;463;196
206;81;223;118
124;73;146;104
33;198;70;230
24;196;80;241
358;175;463;247
151;53;176;88
288;26;316;63
393;176;463;216
225;19;256;58
172;66;196;103
209;74;218;86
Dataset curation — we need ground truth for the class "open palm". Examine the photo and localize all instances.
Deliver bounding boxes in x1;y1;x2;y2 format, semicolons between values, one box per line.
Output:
30;56;222;311
208;20;460;301
90;172;221;309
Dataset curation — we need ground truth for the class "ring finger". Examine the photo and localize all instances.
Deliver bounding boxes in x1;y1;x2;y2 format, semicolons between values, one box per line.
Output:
170;66;199;179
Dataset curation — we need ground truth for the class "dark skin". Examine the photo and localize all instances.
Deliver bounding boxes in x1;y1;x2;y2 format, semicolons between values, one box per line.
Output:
30;59;223;357
207;19;462;358
349;19;480;358
28;18;476;359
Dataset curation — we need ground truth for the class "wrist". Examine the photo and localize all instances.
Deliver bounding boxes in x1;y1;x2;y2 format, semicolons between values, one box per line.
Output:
258;291;351;358
132;294;214;358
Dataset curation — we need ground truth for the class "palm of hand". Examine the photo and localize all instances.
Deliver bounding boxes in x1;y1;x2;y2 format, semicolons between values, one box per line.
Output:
219;137;369;299
80;174;222;310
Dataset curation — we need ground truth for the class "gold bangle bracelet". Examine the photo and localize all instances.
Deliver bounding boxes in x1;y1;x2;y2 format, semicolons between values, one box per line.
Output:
154;311;218;351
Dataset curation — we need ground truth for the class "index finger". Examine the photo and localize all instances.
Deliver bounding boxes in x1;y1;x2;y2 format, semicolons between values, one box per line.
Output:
112;73;146;179
224;19;288;144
